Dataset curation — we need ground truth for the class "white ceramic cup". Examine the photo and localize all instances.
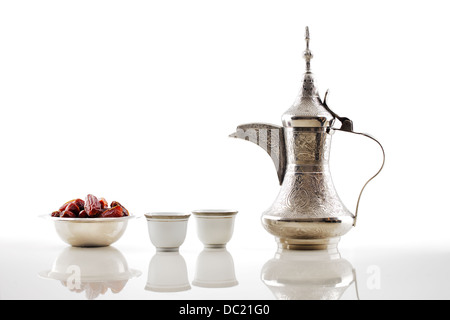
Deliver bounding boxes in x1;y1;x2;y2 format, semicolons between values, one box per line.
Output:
145;212;190;252
192;209;238;248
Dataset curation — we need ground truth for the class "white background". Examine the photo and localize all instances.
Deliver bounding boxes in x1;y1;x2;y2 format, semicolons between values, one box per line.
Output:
0;0;449;254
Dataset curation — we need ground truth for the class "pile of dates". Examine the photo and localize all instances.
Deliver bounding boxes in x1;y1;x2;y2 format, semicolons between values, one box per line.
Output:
51;194;129;218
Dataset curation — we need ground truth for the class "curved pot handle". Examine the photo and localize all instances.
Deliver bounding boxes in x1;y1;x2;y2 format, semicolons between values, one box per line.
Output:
322;90;385;227
334;129;385;227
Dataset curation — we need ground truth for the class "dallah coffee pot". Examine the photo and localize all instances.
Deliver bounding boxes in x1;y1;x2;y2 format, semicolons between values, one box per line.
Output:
230;27;385;250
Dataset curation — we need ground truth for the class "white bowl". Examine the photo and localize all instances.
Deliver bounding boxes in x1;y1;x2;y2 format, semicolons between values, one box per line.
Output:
192;209;238;248
43;215;134;247
145;212;190;252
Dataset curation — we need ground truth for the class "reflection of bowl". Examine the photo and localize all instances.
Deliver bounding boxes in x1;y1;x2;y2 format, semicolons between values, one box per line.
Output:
45;215;134;247
39;246;141;299
145;212;190;252
192;210;237;248
261;248;355;300
192;247;238;288
145;251;190;292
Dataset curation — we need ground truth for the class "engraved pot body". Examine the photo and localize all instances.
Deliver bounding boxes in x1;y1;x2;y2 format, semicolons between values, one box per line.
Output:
261;127;354;250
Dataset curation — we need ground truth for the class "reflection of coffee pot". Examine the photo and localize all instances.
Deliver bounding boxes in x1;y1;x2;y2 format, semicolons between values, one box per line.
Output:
230;27;385;250
261;248;357;300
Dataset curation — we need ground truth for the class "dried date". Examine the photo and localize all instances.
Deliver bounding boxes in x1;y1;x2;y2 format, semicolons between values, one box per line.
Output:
101;206;123;218
60;209;77;218
85;194;102;217
52;195;130;218
59;199;75;212
65;202;80;215
99;198;108;209
78;210;88;218
110;201;129;216
59;198;84;212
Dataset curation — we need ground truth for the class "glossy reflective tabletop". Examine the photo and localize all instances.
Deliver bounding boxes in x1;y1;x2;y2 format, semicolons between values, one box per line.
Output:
1;217;450;301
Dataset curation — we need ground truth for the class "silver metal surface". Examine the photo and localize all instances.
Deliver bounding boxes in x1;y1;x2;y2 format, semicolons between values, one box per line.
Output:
49;216;134;247
230;27;385;250
281;27;334;128
229;123;286;185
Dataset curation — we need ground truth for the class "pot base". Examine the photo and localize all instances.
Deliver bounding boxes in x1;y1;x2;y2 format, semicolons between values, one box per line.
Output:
262;215;354;250
276;237;340;250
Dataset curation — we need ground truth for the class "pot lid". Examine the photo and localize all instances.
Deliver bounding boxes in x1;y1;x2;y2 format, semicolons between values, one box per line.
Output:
282;27;335;128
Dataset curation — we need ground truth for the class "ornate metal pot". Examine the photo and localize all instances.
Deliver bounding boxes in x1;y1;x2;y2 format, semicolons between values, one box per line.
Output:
230;27;385;250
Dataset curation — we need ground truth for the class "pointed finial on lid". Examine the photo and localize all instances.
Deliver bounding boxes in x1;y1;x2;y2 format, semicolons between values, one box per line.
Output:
304;26;313;71
282;26;334;128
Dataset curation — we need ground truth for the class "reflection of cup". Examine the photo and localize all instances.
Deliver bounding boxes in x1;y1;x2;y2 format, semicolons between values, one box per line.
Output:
39;246;141;300
261;248;356;300
192;247;238;288
145;251;190;292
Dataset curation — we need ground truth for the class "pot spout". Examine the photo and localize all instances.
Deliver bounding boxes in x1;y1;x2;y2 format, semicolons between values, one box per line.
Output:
229;123;286;185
